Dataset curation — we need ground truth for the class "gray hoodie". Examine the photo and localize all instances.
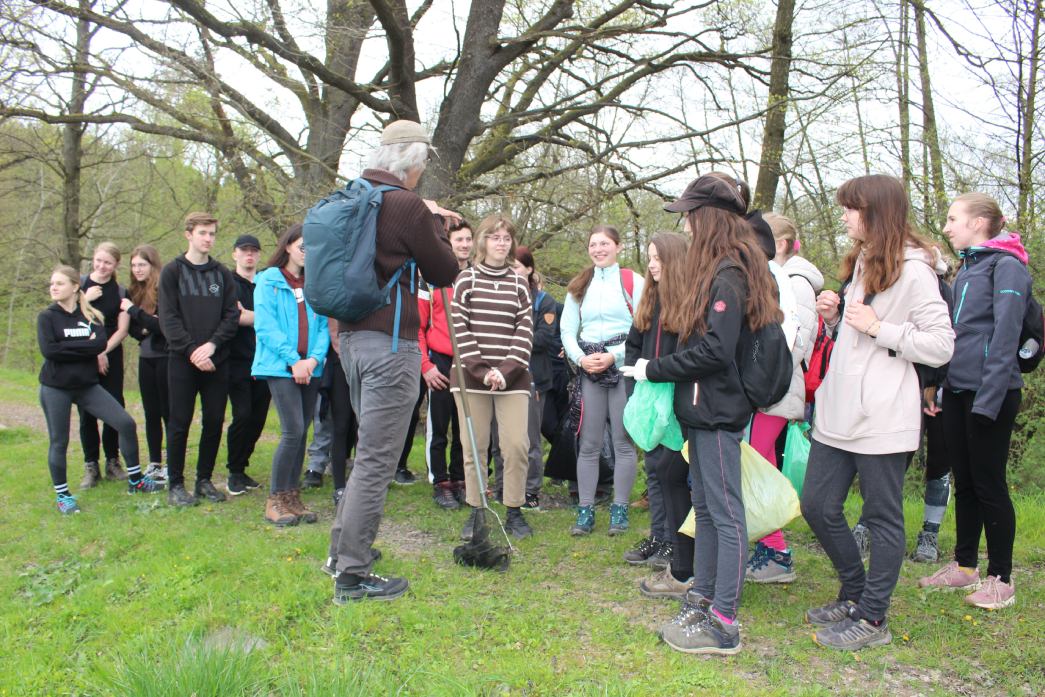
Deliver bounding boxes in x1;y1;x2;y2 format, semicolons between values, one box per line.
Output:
765;255;825;420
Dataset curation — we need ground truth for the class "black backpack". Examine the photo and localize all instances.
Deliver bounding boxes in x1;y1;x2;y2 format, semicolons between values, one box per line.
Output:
984;255;1045;373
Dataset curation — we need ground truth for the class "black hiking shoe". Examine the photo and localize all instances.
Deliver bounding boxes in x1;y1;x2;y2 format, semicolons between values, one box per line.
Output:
649;540;674;570
194;479;227;503
451;480;468;506
505;508;534;540
167;483;199;507
393;469;417;485
461;507;481;541
301;470;323;489
333;572;409;604
432;481;460;510
623;536;659;565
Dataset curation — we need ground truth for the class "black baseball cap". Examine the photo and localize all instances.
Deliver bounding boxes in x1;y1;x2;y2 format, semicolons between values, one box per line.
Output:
233;234;262;250
664;175;747;215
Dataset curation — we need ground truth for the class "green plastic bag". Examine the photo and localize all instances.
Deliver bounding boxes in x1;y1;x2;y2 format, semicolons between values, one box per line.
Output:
782;421;811;499
623;381;685;452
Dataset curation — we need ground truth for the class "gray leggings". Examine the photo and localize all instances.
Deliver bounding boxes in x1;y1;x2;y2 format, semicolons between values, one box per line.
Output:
267;377;320;495
39;384;138;487
577;378;637;507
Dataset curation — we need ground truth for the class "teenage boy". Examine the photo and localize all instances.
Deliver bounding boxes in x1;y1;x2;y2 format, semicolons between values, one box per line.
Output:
159;212;241;507
225;234;269;496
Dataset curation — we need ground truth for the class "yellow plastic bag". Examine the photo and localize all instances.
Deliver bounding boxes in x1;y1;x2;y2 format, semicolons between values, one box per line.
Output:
678;440;801;542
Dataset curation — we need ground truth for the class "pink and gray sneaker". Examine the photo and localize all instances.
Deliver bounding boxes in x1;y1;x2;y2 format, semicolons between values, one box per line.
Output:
917;561;981;591
964;575;1015;609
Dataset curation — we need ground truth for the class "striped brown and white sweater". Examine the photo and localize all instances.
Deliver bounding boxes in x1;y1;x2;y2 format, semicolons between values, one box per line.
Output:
450;262;533;395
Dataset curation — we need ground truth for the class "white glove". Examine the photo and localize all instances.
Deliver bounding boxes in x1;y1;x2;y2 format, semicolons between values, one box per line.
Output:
619;358;648;382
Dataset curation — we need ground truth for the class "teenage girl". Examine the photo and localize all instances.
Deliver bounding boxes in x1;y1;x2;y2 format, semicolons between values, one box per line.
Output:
78;242;131;487
39;266;163;514
252;224;330;527
621;234;687;585
122;244;169;482
561;226;645;536
803;174;953;651
623;174;780;655
917;193;1029;610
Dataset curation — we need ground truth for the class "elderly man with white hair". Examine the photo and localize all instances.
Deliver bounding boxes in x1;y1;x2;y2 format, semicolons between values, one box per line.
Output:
327;120;461;604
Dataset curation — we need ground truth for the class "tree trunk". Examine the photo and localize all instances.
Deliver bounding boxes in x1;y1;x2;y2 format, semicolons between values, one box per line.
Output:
896;0;912;192
62;0;92;267
913;0;947;225
1018;0;1042;233
753;0;795;211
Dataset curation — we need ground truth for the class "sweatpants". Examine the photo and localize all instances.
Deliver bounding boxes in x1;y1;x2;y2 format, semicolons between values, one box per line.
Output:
79;345;123;463
425;350;463;484
654;447;691;577
166;354;229;488
396;376;427;472
751;412;788;551
326;355;358;490
802;438;908;622
138;355;169;464
455;391;530;508
226;363;271;474
267;376;320;494
942;388;1020;582
41;384;139;490
329;331;421;576
577;378;637;507
644;445;672;543
490;384;547;497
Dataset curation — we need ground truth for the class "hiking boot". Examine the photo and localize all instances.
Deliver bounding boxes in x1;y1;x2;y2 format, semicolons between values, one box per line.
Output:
630;489;649;509
657;591;711;638
623;536;659;565
852;522;870;558
57;493;81;515
917;561;981;590
608;503;629;536
333;487;345;507
649;540;673;570
144;464;167;483
301;470;323;489
639;567;693;599
521;494;540;512
964;575;1015;610
265;494;298;527
287;488;318;523
226;472;252;496
505;508;534;540
570;505;595;536
80;461;102;490
167;483;199;507
432;481;460;510
594;489;612;506
104;458;129;481
805;599;857;627
321;549;382;577
393;469;416;486
912;530;940;563
127;476;165;494
813;617;892;651
451;480;468;506
746;542;796;584
194;479;227;503
461;507;481;541
333;572;409;604
662;612;742;655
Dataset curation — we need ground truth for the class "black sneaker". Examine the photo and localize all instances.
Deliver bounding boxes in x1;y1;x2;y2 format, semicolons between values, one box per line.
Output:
451;480;468;506
432;481;460;510
333;572;409;604
649;541;673;570
301;470;323;489
461;507;481;541
505;508;534;540
333;487;345;507
520;494;540;512
623;536;659;565
393;469;417;486
194;479;227;503
321;549;383;577
226;472;250;496
167;483;199;507
240;473;261;489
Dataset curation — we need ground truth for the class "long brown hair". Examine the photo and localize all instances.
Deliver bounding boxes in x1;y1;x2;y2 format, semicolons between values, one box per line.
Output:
266;223;303;270
128;244;161;314
837;175;937;295
567;225;622;304
634;233;689;334
677;207;781;342
53;265;104;325
515;245;536;291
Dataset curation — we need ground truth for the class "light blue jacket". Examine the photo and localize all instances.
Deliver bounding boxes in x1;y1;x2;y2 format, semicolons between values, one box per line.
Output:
251;267;330;379
561;263;644;367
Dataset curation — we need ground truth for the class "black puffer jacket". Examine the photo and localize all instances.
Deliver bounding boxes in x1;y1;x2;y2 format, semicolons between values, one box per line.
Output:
625;300;679;398
645;264;756;432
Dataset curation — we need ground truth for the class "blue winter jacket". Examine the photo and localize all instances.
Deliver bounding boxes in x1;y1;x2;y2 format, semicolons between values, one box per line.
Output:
251;267;330;379
942;233;1032;420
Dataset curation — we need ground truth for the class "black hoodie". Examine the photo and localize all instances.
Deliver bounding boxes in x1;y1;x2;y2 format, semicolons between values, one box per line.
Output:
37;303;108;389
158;254;240;363
228;270;257;367
625;300;680;398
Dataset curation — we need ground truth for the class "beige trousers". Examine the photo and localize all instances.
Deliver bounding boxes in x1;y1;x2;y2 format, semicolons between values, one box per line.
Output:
453;391;530;508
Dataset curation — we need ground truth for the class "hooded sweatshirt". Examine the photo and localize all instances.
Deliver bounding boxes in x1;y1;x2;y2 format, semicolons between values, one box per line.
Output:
813;246;955;454
765;255;825;420
158;254;241;363
37;303;108;389
942;233;1032;420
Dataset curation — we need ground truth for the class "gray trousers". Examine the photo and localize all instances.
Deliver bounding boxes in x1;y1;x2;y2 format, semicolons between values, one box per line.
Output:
267;376;320;495
328;331;421;576
491;384;546;497
577;378;637;507
644;445;671;542
306;393;332;474
688;428;746;621
801;438;908;622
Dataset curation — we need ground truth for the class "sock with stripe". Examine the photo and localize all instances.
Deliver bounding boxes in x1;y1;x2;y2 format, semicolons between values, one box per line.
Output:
54;482;70;497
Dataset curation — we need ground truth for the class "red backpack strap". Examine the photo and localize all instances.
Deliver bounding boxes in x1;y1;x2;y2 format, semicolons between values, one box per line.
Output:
619;268;634;315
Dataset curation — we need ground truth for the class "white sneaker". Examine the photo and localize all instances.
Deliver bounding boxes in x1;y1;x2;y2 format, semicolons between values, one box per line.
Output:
144;464;168;483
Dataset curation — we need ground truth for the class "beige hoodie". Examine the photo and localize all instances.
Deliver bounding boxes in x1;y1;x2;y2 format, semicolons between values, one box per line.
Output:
813;246;954;454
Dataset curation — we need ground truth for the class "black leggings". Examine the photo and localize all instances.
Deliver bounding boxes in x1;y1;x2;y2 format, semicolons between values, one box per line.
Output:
79;345;123;462
328;355;358;490
654;448;694;581
942;388;1020;582
138;356;169;464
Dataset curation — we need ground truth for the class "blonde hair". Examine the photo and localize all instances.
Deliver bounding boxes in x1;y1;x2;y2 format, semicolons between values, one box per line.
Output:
94;241;122;264
470;214;517;266
54;265;104;325
954;193;1006;239
764;212;798;260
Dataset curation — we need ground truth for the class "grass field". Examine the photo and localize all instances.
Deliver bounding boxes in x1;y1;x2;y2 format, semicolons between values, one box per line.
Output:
0;366;1043;696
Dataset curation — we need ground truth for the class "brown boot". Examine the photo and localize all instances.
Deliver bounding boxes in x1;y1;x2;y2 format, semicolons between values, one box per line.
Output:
80;461;102;490
104;458;129;481
288;488;318;524
265;493;298;526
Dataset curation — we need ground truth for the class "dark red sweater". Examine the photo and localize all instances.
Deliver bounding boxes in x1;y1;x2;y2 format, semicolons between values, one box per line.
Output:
337;169;459;340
